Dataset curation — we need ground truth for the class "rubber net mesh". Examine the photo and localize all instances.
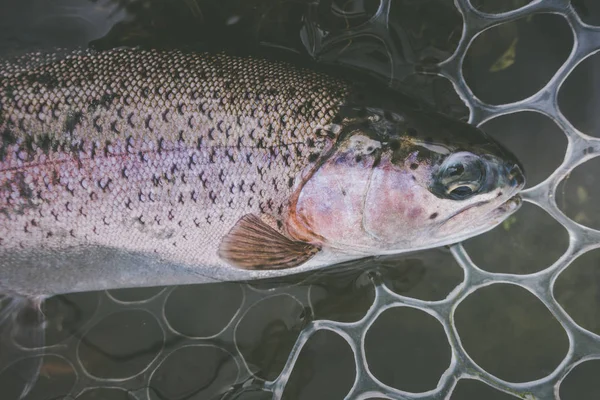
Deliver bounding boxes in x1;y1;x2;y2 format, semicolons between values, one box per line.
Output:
2;0;600;399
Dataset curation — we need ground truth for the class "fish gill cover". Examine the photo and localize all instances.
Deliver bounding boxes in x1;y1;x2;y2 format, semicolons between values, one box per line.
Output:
0;0;599;399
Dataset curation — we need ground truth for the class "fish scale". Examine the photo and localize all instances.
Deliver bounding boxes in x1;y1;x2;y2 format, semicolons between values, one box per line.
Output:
0;48;350;295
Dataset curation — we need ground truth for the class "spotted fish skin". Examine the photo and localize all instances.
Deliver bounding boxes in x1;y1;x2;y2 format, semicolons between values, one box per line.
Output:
0;47;527;296
0;48;352;295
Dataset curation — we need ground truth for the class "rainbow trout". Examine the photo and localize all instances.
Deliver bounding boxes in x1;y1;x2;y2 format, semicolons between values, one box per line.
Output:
0;48;525;297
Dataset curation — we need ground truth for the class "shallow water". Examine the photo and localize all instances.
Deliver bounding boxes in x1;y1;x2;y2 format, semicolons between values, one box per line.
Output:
1;0;600;399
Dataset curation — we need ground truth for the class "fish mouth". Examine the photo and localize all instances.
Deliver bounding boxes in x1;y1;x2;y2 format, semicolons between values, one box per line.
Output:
441;193;522;227
495;194;522;214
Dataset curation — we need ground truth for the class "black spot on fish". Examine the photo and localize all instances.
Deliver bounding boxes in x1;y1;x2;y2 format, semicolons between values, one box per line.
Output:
90;141;98;159
139;151;149;163
430;212;438;219
104;140;113;157
355;155;362;163
0;128;17;161
110;121;120;134
308;153;319;162
145;115;153;131
64;111;83;134
98;178;112;192
127;113;136;128
93;116;102;133
15;173;33;200
226;149;235;163
23;135;35;153
100;93;119;109
584;146;594;155
88;99;100;113
410;163;419;170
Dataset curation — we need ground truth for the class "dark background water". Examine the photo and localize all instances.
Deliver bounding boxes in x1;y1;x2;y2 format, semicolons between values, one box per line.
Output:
1;0;600;399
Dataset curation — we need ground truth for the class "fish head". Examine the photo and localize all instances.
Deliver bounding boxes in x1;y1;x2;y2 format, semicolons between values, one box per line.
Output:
287;106;525;255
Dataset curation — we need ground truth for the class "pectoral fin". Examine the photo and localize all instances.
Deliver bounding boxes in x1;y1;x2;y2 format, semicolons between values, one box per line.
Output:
219;214;320;270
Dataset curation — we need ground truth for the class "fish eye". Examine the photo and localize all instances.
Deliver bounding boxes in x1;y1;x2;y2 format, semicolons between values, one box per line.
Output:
452;186;473;196
440;152;486;200
448;184;475;198
446;164;464;178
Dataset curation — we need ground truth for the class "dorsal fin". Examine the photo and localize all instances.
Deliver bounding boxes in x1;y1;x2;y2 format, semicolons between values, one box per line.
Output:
218;214;320;270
